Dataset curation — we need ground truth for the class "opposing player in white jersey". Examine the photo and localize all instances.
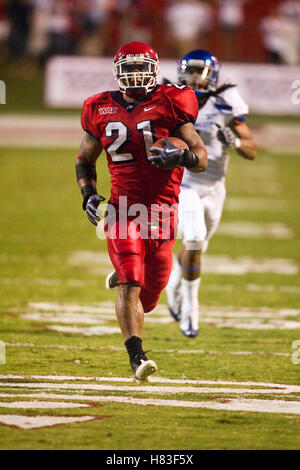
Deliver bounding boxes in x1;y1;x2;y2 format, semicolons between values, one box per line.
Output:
166;49;256;338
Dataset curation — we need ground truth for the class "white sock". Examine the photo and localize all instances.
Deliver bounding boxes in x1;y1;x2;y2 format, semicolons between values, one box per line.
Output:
167;257;182;291
166;258;182;310
180;278;201;331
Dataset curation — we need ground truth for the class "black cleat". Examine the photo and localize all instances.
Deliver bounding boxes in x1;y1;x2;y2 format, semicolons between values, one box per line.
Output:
130;351;158;383
168;305;181;322
105;271;119;290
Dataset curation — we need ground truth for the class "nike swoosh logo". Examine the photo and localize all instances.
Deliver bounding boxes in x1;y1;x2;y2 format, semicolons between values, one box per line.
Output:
165;148;178;154
144;106;156;112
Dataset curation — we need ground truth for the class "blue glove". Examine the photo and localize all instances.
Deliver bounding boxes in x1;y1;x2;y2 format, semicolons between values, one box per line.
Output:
85;194;105;226
148;138;184;169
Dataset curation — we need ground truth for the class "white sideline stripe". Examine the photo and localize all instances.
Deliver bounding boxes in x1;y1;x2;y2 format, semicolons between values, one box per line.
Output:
0;401;89;409
0;414;98;429
1;381;300;395
0;393;299;415
4;344;290;357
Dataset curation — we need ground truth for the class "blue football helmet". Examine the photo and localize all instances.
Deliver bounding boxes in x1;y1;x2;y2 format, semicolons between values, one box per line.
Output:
178;49;219;97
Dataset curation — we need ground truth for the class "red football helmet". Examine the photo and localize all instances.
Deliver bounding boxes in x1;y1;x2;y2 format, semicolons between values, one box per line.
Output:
113;41;160;97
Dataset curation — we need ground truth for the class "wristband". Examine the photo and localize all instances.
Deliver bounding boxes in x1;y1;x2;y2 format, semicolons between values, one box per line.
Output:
81;185;97;210
181;149;200;169
76;158;97;182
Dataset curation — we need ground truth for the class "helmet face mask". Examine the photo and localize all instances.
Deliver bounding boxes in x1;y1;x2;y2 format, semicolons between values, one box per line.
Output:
113;42;159;98
178;50;219;96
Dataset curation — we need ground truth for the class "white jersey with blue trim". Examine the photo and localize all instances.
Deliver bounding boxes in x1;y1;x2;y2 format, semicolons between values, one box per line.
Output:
181;85;249;194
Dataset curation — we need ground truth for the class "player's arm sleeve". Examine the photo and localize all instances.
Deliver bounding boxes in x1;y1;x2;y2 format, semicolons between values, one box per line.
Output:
172;87;199;132
225;87;249;121
81;100;101;142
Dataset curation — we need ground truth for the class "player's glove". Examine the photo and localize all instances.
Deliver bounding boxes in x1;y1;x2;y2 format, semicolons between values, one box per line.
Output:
216;125;240;148
148;139;199;169
81;186;105;226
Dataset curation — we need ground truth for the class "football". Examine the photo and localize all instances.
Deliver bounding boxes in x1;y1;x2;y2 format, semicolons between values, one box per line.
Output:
149;136;188;170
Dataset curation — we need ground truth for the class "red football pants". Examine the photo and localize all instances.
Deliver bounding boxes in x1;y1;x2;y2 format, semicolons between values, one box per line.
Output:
107;221;175;313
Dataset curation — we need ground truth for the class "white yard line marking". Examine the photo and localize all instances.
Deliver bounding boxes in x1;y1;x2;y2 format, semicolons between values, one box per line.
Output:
28;301;116;313
199;319;300;330
3;280;300;295
204;284;300;295
22;302;300;331
1;381;300;395
68;251;299;275
218;222;294;239
1;375;296;389
0;415;100;430
68;251;111;266
1;375;295;388
246;284;300;294
0;393;300;415
4;344;290;357
202;256;298;275
0;278;98;288
224;198;287;211
21;312;173;325
22;307;300;321
0;401;90;409
44;325;121;336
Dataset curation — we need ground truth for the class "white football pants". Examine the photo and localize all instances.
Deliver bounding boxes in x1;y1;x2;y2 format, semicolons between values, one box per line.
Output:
178;182;226;253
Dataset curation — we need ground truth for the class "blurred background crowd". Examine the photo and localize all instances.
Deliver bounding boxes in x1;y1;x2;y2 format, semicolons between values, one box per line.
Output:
0;0;300;66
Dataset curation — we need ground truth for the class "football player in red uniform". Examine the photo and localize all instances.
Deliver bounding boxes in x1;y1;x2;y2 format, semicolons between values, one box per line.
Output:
76;41;207;382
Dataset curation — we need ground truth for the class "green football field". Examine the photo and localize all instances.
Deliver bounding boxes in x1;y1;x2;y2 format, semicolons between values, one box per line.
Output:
0;144;300;450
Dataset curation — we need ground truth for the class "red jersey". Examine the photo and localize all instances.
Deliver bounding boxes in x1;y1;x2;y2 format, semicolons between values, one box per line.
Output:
81;84;198;209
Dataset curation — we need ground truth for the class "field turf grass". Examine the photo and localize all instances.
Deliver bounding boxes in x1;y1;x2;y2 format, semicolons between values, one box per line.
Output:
0;145;300;450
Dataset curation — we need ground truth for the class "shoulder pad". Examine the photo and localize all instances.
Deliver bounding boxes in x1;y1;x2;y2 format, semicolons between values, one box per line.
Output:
84;91;111;106
159;83;193;97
